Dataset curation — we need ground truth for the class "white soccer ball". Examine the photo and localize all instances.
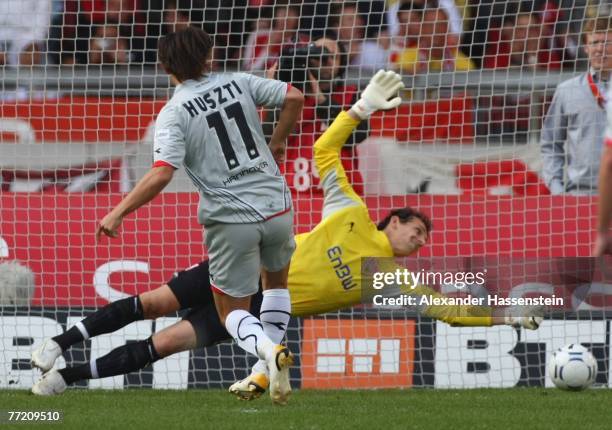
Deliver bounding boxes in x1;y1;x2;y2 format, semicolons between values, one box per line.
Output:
548;344;597;391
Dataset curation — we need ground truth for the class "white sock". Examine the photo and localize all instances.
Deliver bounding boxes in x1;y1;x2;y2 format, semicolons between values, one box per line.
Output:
225;309;275;361
251;289;291;375
251;359;269;376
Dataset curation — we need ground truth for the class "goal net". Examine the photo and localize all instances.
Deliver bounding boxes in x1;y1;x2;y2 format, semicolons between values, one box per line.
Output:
0;0;609;390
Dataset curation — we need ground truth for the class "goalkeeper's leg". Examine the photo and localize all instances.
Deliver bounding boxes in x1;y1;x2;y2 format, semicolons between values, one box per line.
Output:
32;319;196;395
31;286;181;372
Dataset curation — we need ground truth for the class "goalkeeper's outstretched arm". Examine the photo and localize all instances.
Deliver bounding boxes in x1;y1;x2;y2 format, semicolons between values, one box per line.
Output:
408;283;544;330
314;70;405;219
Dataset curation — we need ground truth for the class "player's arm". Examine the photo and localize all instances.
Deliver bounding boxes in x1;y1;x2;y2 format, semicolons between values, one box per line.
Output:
539;89;567;194
268;85;304;164
413;283;542;330
97;105;184;240
242;72;304;164
314;70;404;218
374;259;542;329
96;166;174;239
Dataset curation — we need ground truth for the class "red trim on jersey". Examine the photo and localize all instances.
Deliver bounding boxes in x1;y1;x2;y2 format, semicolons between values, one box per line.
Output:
587;73;605;109
286;83;293;96
265;207;291;221
210;284;226;296
152;160;176;169
606;137;612;147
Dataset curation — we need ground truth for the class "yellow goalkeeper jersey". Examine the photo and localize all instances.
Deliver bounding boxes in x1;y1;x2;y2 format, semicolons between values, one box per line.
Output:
287;111;492;327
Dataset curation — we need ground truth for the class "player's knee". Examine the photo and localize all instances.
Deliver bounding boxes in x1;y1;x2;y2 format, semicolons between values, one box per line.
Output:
151;333;175;358
151;323;195;358
140;287;179;319
139;293;161;319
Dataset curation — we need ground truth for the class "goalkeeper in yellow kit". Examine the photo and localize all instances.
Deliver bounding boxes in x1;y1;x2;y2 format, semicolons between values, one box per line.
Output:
31;71;542;398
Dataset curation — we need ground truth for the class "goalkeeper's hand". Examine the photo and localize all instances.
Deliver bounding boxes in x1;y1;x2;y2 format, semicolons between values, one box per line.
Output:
350;70;404;120
504;305;545;330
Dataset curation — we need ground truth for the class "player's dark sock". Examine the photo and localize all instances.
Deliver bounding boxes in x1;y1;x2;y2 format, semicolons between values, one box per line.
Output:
94;337;160;379
58;337;160;385
52;296;144;351
52;326;84;351
58;364;91;385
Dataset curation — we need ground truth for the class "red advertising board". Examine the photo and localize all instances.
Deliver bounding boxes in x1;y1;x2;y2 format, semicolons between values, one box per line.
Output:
0;194;599;306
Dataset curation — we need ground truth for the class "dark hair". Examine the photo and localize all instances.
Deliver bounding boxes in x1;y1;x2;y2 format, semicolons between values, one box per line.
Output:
377;207;432;234
398;0;424;14
583;15;612;35
158;27;213;82
313;34;349;79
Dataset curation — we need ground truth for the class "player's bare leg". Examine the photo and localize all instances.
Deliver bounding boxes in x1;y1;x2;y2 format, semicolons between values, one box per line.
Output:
32;285;181;372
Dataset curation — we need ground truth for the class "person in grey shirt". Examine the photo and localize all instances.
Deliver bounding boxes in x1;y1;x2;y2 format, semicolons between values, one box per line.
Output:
540;15;612;194
96;27;304;404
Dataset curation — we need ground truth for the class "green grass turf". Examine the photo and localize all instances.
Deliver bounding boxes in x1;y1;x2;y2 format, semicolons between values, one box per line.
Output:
0;388;611;430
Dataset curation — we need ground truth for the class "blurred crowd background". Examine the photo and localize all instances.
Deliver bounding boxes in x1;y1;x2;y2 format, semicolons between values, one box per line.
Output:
0;0;603;72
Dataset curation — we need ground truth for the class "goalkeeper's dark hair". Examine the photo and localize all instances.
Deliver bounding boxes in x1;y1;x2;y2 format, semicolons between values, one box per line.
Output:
158;26;214;82
377;207;432;234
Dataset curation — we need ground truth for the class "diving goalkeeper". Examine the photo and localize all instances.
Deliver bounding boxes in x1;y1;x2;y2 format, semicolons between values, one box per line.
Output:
32;71;542;396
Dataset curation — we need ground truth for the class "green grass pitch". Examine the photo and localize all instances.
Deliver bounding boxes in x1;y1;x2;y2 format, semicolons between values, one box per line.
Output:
1;388;611;429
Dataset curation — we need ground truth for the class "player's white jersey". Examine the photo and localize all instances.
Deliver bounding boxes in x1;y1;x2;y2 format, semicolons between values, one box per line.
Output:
154;72;291;225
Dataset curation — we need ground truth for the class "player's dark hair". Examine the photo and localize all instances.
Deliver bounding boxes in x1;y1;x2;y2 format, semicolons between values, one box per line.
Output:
158;26;214;82
377;207;432;235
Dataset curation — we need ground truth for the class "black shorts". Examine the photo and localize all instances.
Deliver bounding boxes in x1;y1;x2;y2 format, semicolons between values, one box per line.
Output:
167;260;263;348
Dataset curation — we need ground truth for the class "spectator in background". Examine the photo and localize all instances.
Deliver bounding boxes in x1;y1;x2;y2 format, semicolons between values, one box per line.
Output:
483;11;561;70
242;4;303;71
0;0;51;66
163;0;192;33
331;1;395;72
395;3;474;74
88;24;130;64
540;15;612;195
396;0;424;49
387;0;425;67
387;0;463;43
332;2;367;66
268;36;369;195
50;0;146;65
480;10;560;141
139;0;202;64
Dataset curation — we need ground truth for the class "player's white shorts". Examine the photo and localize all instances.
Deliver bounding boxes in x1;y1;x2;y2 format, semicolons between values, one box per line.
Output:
204;210;295;298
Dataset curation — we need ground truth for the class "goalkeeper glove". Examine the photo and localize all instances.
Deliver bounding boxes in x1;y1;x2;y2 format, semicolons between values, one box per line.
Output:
350;70;404;120
504;305;544;330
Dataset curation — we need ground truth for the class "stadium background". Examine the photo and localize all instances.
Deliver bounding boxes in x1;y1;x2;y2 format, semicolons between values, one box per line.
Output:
1;0;611;391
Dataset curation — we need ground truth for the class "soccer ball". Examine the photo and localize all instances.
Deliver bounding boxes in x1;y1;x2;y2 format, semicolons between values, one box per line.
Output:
548;344;597;390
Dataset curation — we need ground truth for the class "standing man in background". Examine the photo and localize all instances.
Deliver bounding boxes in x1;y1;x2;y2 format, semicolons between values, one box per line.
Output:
541;15;612;194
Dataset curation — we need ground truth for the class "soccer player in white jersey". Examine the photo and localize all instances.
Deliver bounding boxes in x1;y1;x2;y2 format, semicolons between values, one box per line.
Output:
94;27;304;404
